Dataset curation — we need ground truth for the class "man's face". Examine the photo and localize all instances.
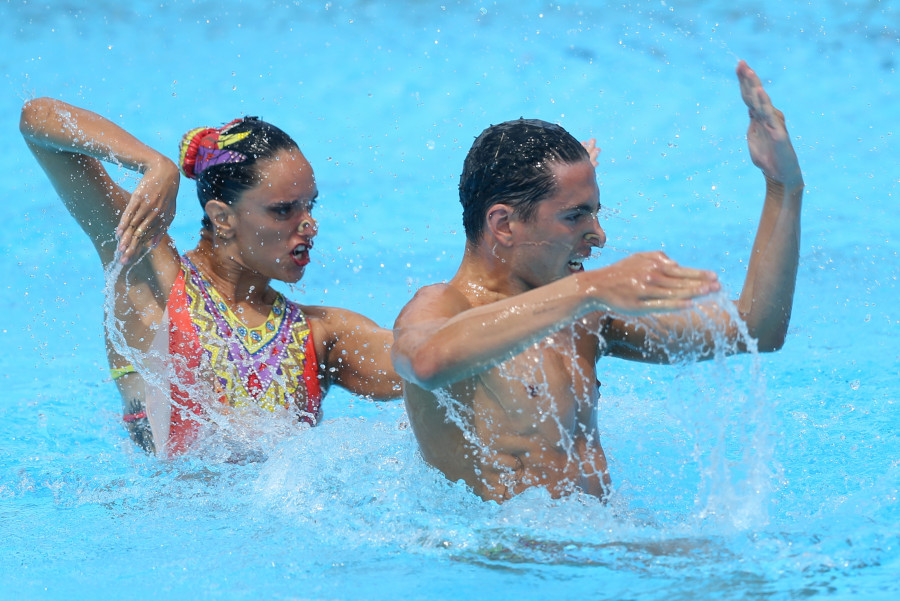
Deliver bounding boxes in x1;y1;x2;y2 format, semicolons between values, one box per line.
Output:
508;160;606;288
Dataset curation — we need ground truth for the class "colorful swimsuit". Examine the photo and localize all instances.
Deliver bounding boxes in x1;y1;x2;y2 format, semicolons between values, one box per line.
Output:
116;256;322;454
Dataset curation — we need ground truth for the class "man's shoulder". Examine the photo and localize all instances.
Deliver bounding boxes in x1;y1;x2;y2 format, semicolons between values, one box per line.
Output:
398;281;473;322
409;281;471;307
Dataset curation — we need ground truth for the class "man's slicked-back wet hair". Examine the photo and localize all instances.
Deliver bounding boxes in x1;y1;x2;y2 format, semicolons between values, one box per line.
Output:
459;118;590;244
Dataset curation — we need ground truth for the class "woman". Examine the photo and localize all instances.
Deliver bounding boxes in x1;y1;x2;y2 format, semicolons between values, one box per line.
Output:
20;98;401;456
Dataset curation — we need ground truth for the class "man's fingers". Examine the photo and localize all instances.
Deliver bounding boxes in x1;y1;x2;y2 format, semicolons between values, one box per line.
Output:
642;298;696;312
581;138;601;167
649;265;721;299
737;60;762;104
659;261;719;283
737;61;781;127
647;279;718;300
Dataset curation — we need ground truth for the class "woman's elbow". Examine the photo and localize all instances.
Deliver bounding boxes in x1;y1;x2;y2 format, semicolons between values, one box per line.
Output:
19;97;56;138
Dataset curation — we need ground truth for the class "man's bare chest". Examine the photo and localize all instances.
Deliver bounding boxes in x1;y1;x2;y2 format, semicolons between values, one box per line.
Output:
476;330;599;430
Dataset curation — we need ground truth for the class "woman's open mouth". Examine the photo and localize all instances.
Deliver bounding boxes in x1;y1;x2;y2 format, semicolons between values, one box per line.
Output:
291;243;311;267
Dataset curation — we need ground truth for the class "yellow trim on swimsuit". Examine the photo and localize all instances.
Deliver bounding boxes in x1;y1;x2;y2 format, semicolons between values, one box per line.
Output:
110;365;137;380
199;277;287;354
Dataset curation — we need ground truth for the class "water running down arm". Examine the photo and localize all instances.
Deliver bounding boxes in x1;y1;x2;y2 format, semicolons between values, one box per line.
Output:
393;252;719;391
19;97;179;265
601;60;803;362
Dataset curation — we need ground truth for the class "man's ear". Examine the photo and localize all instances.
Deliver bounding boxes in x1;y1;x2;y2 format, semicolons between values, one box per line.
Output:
486;204;515;247
205;200;236;240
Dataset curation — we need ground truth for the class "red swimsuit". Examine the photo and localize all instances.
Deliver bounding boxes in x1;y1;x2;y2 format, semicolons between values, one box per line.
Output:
166;257;322;454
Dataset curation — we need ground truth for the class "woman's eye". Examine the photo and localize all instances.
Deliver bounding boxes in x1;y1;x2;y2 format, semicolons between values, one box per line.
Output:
566;209;597;223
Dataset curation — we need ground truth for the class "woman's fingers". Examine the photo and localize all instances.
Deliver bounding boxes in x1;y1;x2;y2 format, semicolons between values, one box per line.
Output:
116;198;164;263
116;180;176;263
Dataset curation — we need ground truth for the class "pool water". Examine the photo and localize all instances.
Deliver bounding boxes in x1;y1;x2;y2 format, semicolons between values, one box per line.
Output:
2;1;898;599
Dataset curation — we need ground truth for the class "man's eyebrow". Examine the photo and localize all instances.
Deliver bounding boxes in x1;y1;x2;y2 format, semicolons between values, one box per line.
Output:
561;202;598;214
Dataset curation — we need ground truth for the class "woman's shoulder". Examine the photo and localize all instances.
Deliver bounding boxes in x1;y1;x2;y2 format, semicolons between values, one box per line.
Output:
113;237;182;306
294;304;374;325
294;304;386;343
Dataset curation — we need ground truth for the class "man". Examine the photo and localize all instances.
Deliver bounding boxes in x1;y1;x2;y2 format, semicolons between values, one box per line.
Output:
391;61;803;502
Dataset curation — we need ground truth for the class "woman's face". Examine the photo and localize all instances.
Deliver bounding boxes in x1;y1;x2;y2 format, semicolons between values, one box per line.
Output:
229;147;319;283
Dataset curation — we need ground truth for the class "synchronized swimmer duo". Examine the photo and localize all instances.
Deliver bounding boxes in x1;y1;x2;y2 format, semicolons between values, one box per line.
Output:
21;61;802;502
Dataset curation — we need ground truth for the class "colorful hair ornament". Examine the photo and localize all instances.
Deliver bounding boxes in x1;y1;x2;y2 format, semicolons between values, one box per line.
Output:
178;119;251;179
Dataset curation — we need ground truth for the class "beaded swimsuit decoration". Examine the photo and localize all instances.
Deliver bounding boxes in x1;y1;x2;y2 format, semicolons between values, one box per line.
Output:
165;257;322;454
182;256;321;418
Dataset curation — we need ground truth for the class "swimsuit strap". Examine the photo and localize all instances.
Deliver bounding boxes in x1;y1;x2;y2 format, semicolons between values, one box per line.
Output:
110;365;136;380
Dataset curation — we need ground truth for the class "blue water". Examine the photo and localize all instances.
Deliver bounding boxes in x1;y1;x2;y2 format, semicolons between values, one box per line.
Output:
3;1;898;599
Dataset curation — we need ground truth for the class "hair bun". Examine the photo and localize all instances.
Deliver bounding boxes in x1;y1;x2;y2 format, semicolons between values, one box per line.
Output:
178;126;218;179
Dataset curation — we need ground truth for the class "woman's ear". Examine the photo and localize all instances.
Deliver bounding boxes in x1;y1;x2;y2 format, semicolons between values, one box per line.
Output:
486;204;514;247
204;200;236;240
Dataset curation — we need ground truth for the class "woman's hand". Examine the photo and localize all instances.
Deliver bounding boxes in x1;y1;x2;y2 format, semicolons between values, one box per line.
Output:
115;157;180;264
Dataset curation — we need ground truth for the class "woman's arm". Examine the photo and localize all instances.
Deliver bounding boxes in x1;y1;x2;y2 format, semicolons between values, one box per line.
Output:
21;98;186;450
19;97;180;266
307;307;403;401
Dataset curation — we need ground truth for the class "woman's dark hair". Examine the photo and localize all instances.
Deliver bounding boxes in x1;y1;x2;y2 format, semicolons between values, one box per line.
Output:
459;118;589;244
179;117;299;229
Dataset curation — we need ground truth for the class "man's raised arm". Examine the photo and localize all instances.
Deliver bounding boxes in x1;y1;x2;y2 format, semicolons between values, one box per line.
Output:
734;59;804;351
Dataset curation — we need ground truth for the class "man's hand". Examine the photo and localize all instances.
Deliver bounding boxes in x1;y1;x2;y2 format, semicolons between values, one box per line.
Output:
737;60;803;191
582;251;721;315
582;138;600;167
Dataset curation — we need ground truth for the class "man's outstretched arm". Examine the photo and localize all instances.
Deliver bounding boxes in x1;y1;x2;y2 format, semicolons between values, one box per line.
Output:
393;251;719;390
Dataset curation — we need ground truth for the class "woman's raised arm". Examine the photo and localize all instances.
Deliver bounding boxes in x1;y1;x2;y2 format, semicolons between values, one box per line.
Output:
20;97;179;265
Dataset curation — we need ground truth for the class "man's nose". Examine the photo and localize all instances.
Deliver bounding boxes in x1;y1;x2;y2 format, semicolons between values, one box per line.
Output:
584;222;606;248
